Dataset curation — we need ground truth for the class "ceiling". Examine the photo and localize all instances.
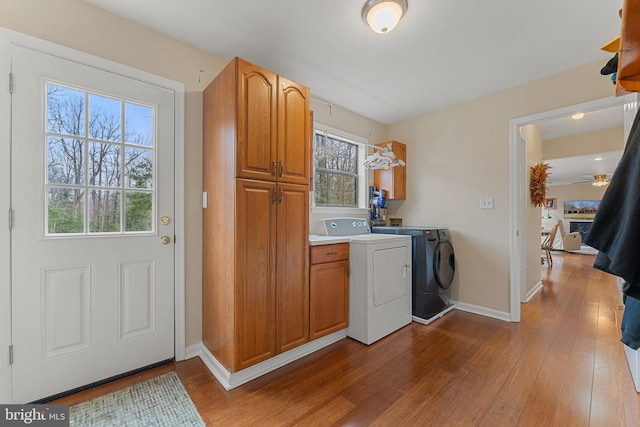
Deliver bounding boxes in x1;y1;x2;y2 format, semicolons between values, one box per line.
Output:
545;150;622;186
538;105;624;186
82;0;623;125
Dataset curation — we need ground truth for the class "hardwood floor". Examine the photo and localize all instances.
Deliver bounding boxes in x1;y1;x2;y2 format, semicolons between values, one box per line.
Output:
52;252;640;426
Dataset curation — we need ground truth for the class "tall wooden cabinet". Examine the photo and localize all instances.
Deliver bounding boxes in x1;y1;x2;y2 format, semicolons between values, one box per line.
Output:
374;140;406;200
203;57;311;372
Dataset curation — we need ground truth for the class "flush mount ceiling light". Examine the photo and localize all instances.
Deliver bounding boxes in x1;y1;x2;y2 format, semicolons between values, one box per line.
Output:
571;112;585;120
362;0;408;34
592;173;610;187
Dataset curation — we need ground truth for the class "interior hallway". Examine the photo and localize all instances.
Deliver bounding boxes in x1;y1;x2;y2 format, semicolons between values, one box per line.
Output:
53;252;640;426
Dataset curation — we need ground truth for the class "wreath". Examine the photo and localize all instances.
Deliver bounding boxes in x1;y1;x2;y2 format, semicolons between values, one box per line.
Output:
530;162;551;207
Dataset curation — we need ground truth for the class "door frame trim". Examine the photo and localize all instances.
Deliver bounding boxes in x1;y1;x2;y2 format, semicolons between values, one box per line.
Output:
0;29;12;404
0;27;186;403
508;94;635;322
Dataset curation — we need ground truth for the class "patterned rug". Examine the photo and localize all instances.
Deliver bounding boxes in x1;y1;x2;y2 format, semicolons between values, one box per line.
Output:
69;372;205;426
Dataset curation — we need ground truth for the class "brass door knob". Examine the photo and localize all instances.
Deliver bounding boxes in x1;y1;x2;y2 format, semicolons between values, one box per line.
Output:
160;235;171;245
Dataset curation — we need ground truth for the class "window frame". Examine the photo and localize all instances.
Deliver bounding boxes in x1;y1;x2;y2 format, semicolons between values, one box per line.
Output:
312;123;368;214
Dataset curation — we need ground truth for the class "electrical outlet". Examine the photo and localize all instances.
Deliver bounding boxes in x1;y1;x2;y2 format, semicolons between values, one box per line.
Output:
480;197;494;209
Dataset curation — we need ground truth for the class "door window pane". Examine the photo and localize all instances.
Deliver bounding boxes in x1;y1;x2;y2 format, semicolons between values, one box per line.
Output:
89;94;121;142
125;147;153;189
89;142;121;187
89;190;121;233
48;188;84;234
125;191;153;232
45;82;156;236
47;84;85;137
125;103;154;146
47;136;84;185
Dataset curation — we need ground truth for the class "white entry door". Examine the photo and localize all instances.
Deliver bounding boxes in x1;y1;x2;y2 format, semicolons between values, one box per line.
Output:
11;46;176;403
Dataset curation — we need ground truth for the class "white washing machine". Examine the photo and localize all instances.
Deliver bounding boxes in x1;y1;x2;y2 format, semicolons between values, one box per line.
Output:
322;218;412;345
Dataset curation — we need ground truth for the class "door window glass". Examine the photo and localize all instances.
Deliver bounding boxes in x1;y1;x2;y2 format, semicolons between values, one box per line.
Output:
45;82;155;235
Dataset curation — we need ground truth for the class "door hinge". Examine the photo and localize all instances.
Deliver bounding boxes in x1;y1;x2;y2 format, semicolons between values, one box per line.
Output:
8;208;12;230
9;345;13;365
9;73;13;94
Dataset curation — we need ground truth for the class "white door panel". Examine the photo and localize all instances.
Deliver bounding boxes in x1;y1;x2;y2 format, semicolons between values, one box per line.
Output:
11;45;175;403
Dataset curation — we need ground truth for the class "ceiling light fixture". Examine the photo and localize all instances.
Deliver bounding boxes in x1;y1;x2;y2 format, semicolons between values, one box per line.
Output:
592;174;610;187
362;0;408;34
571;112;585;120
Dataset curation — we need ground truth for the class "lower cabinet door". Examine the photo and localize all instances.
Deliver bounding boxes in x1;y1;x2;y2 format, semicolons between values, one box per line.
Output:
310;259;349;340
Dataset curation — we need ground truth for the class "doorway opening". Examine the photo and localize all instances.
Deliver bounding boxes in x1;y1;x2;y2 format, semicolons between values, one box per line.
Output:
508;93;639;321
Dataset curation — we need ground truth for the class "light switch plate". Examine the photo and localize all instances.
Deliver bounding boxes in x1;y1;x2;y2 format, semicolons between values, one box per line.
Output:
480;197;494;209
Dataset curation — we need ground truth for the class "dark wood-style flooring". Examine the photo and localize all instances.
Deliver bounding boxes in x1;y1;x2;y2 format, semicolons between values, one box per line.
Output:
53;252;640;425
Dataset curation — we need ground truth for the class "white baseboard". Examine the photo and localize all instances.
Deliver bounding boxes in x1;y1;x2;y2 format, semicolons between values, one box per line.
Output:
624;344;640;393
525;281;543;302
454;301;511;322
188;330;347;390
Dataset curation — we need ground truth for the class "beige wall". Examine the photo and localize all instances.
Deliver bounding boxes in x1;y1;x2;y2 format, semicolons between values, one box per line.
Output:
0;0;387;346
543;126;624;159
522;125;543;295
387;61;614;313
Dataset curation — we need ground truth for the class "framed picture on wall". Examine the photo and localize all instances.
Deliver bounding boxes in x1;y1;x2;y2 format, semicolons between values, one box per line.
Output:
544;198;557;209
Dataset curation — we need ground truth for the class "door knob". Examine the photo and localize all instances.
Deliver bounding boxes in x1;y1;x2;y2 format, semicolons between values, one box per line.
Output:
160;235;171;245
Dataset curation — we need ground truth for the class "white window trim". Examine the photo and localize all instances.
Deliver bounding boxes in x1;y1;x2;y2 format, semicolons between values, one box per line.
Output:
311;123;369;215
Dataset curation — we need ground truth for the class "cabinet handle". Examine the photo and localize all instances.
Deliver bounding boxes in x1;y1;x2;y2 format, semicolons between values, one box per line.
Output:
326;251;338;256
272;188;277;204
271;160;277;176
278;188;283;204
279;160;284;177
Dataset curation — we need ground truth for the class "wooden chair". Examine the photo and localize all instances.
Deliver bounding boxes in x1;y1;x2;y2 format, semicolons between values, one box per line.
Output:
541;223;559;266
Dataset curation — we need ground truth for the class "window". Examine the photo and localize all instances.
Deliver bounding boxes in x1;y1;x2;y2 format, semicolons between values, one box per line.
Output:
45;82;156;235
313;125;367;209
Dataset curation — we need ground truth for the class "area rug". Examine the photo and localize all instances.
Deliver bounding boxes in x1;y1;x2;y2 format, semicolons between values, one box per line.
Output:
69;372;205;427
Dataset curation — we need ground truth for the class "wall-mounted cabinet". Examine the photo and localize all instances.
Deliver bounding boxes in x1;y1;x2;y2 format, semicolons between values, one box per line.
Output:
374;140;406;200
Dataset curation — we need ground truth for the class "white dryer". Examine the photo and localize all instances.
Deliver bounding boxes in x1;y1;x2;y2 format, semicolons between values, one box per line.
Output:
321;218;412;345
347;234;412;345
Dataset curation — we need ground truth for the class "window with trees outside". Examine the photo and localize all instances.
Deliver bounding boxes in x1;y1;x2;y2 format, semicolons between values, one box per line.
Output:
46;82;155;235
313;125;366;208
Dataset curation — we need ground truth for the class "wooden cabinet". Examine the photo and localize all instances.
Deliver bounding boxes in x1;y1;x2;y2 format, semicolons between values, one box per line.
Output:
275;183;310;353
309;244;349;340
203;57;310;373
617;0;640;95
235;58;311;185
373;140;406;200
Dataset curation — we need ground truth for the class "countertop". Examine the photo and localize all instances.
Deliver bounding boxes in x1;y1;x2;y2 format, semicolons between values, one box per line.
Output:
308;235;350;246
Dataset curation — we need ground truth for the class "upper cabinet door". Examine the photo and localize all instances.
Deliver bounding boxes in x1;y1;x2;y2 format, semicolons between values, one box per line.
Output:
236;59;278;181
277;77;310;186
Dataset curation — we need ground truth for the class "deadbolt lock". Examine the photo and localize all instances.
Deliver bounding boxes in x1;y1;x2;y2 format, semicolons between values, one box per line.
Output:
160;216;171;225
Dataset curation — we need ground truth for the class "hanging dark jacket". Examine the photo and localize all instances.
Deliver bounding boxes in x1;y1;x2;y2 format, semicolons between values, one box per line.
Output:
584;109;640;289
